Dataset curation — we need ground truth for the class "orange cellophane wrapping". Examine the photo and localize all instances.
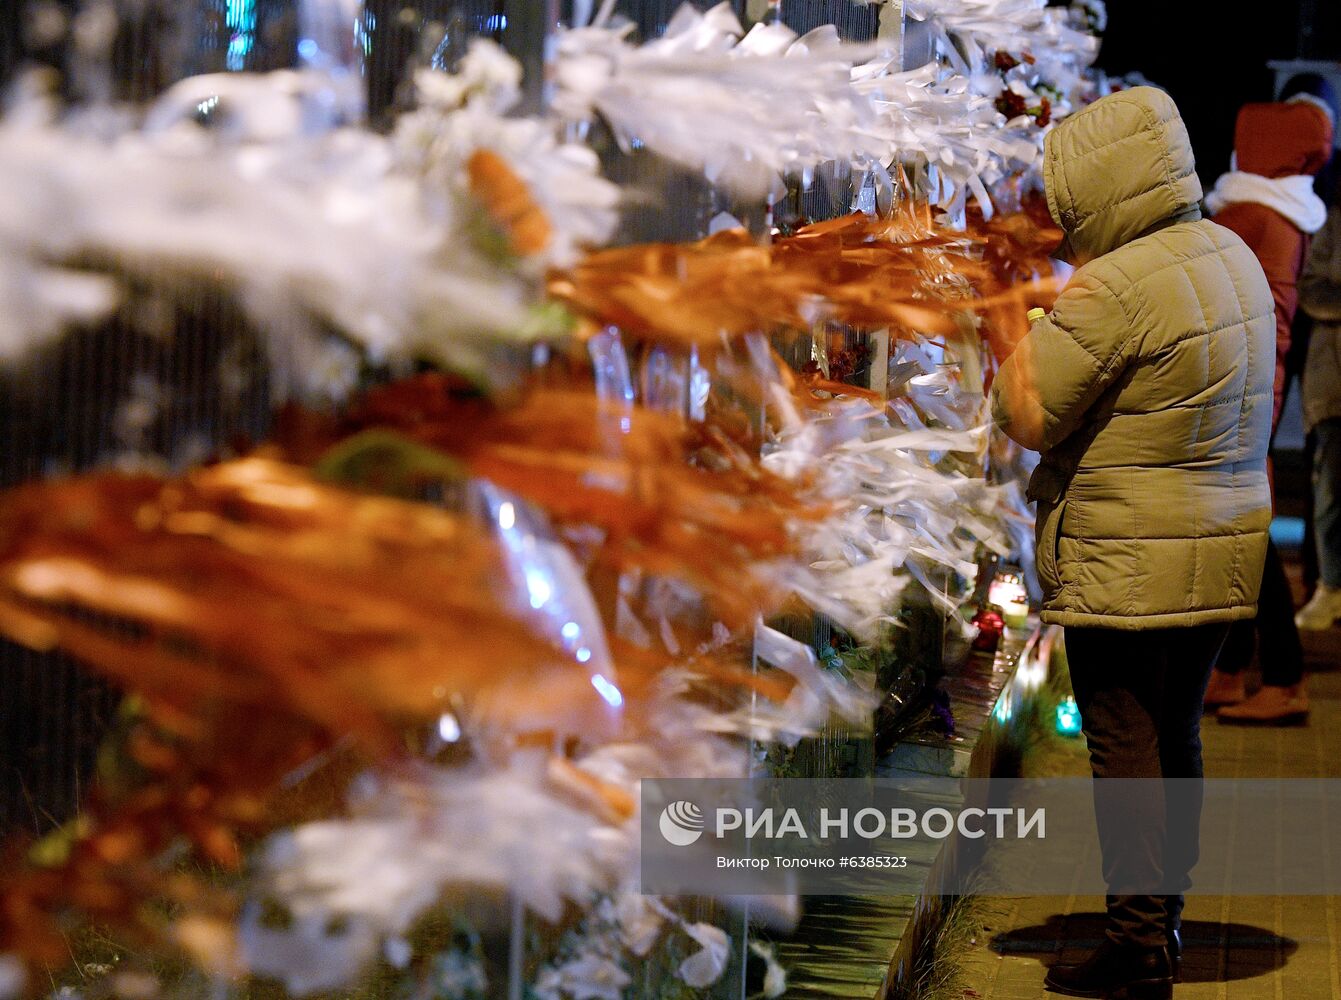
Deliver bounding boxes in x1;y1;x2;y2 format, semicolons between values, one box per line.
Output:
0;458;574;753
549;204;1064;347
963;197;1066;361
0;457;611;971
327;377;823;628
0;441;809;973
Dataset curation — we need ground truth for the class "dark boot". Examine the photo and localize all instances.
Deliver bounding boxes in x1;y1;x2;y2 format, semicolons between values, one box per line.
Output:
1164;896;1183;982
1044;939;1173;999
1166;925;1182;981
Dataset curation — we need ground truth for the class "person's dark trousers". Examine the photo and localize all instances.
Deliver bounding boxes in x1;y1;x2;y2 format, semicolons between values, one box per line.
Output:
1303;430;1319;593
1215;539;1304;686
1064;624;1230;948
1287;317;1318;591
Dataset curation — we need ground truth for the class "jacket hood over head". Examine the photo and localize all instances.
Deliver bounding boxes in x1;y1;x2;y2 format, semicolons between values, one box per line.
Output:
1044;86;1203;264
1233;100;1334;179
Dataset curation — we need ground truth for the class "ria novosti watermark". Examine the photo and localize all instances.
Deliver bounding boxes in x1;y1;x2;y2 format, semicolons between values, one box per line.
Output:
640;778;1341;896
662;801;1045;842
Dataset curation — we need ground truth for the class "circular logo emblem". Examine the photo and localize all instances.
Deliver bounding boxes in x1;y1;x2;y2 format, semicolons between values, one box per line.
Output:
658;800;705;847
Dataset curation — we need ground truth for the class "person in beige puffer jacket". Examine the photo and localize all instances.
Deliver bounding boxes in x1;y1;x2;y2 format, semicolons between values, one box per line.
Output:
992;87;1275;998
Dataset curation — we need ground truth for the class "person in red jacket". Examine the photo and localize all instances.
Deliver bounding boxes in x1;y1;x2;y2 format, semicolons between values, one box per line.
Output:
1204;84;1335;724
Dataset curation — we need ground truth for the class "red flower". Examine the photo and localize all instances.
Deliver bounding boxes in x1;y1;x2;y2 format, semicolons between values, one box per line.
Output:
996;91;1028;119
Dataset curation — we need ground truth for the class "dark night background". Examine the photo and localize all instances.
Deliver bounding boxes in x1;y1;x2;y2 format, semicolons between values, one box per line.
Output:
1094;0;1341;187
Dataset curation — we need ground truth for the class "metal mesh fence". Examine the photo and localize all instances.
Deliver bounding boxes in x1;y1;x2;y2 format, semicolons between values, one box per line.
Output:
780;0;878;39
0;0;922;832
0;277;276;831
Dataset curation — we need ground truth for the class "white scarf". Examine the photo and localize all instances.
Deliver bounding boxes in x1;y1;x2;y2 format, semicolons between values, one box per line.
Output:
1207;171;1328;234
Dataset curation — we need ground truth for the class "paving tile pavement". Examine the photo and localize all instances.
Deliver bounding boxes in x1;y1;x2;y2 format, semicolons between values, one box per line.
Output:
955;667;1341;999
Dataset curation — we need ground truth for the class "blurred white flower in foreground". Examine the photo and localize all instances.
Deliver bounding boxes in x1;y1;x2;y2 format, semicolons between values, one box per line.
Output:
534;953;631;1000
677;922;731;988
402;40;620;269
0;955;25;1000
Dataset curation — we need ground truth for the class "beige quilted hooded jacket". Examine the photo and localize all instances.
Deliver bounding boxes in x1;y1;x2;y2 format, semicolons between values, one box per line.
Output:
991;87;1275;629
